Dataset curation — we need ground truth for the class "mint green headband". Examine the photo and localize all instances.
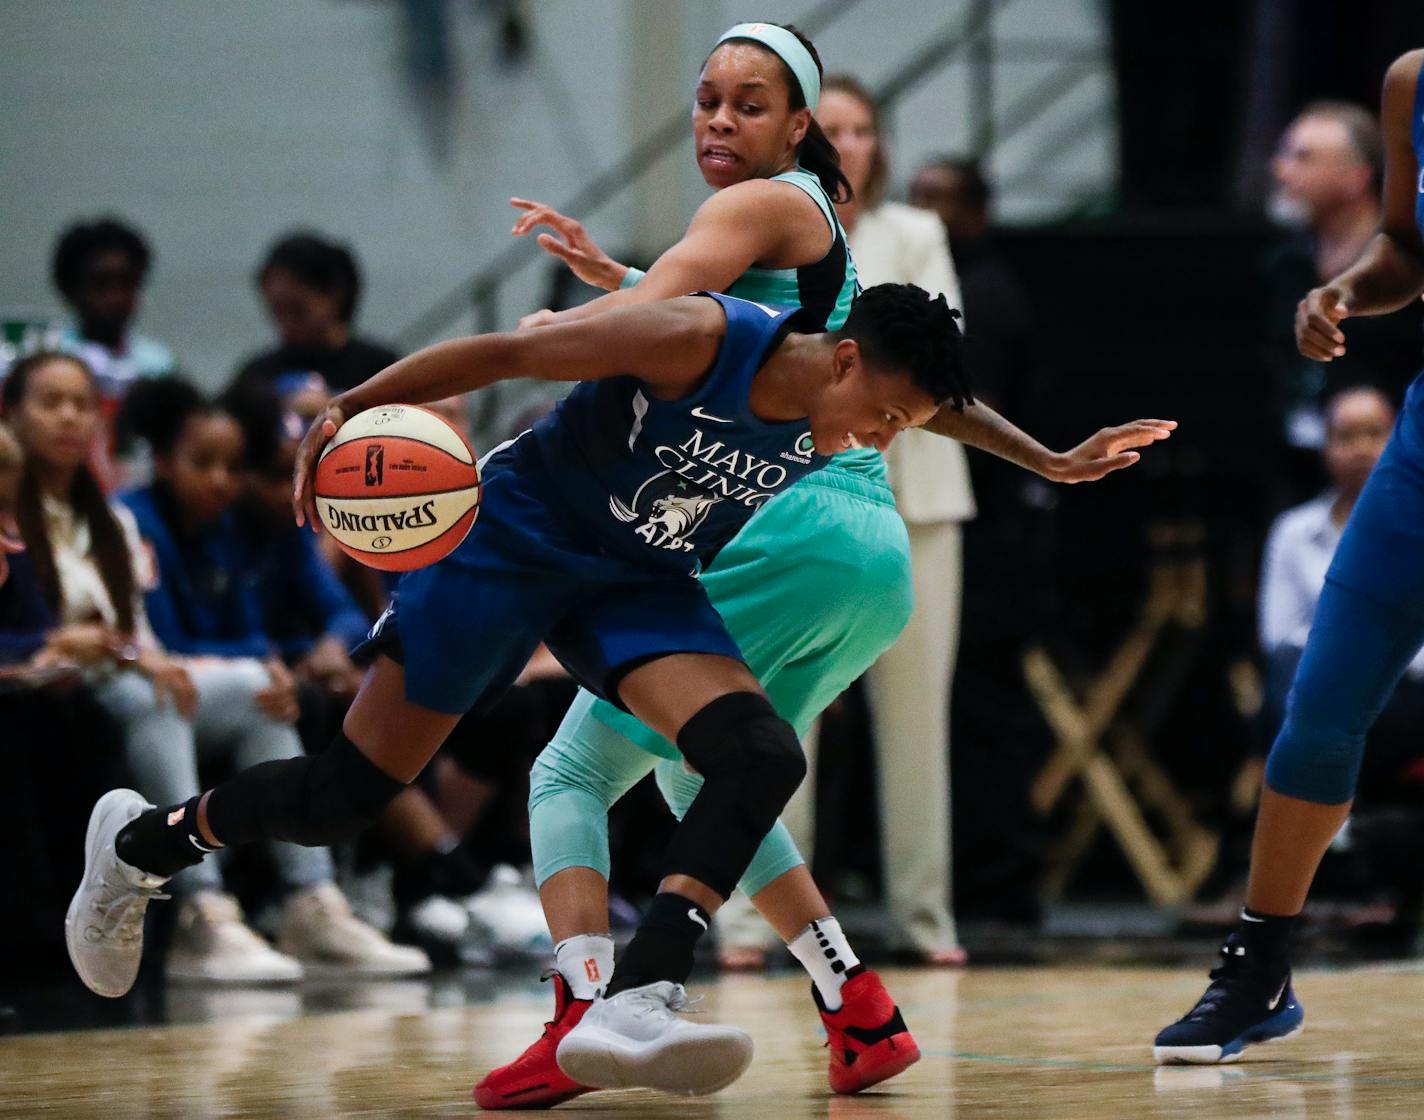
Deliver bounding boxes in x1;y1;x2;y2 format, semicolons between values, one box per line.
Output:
715;22;821;112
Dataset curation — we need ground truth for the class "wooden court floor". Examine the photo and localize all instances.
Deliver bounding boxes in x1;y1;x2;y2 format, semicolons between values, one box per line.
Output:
4;964;1424;1118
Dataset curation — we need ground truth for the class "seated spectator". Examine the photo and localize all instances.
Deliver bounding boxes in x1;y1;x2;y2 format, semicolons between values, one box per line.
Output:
9;361;428;983
223;387;368;691
51;217;178;488
0;423;26;592
52;218;176;403
1262;103;1421;506
1259;386;1424;794
0;421;136;980
231;232;399;397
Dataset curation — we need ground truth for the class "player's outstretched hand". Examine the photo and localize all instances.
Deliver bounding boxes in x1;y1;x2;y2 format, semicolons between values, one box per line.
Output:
1296;284;1352;361
1043;419;1176;484
510;197;625;291
293;402;346;530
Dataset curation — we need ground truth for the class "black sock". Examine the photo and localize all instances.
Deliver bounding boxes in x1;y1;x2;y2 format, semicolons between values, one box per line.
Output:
115;796;217;879
394;841;489;907
1238;907;1297;973
604;892;710;997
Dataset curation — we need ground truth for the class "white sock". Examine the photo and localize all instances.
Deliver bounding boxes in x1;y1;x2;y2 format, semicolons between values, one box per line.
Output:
788;916;860;1011
555;933;615;999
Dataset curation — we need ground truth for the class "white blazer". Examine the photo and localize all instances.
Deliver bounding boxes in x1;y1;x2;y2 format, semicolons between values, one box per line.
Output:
848;202;976;524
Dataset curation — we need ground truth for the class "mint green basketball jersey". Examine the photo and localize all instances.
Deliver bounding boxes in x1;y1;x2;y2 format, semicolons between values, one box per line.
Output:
725;167;885;482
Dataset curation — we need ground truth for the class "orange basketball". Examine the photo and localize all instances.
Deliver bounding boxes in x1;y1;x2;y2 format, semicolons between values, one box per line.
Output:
314;404;481;572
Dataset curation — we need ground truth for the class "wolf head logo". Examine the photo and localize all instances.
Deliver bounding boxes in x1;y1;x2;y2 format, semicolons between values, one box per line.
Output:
646;492;717;538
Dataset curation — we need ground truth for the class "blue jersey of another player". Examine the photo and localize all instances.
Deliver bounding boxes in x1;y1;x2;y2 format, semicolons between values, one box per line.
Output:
530;292;829;572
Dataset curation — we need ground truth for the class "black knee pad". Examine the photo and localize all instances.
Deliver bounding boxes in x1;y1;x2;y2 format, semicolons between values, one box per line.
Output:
662;691;805;898
206;733;407;848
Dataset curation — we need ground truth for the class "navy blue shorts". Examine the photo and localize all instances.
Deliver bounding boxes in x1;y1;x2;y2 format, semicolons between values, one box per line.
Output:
352;440;744;715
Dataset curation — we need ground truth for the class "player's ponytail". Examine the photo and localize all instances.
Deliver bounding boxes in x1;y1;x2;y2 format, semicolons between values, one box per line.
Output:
776;24;852;204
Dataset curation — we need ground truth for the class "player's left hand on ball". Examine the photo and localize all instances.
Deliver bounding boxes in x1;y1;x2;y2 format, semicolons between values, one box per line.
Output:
1044;419;1176;483
293;402;347;530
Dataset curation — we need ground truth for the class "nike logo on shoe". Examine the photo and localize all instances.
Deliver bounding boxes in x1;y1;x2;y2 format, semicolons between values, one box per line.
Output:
1267;980;1288;1012
687;909;709;931
690;407;732;423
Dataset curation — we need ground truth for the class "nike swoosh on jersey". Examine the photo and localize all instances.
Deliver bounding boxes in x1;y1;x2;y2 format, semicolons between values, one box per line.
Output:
690;407;733;423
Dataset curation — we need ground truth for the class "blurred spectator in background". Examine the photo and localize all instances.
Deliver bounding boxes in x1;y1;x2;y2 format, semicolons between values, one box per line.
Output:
910;156;1049;928
115;376;430;982
52;218;176;402
908;157;1035;421
51;217;177;488
224;386;367;698
232;232;399;397
0;424;22;587
1258;386;1424;796
0;416;133;975
1263;102;1423;501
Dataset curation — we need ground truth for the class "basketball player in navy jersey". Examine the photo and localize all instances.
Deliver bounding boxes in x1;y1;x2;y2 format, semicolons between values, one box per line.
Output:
1156;48;1424;1064
67;284;964;1096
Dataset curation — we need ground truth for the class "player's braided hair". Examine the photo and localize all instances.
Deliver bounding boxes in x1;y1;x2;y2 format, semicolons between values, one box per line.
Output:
839;283;971;410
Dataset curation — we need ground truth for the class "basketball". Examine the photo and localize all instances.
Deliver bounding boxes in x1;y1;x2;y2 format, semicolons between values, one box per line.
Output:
314;404;481;572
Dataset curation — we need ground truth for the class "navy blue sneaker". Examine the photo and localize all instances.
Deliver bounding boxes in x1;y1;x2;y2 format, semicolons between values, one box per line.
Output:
1153;932;1304;1064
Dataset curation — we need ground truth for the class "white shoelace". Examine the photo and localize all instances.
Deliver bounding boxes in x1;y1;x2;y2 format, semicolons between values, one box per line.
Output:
629;984;703;1018
90;877;168;945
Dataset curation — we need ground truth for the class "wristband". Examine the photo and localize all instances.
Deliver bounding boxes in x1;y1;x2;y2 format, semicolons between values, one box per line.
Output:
619;267;645;290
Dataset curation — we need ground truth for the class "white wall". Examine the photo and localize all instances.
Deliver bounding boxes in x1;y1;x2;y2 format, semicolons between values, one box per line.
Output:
0;0;1114;383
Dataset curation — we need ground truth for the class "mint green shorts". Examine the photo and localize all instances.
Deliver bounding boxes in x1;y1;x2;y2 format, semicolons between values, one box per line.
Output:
528;468;912;897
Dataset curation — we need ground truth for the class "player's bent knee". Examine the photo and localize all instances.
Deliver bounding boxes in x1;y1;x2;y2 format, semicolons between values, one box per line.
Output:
1264;707;1366;805
677;691;805;830
206;732;407;848
661;692;804;898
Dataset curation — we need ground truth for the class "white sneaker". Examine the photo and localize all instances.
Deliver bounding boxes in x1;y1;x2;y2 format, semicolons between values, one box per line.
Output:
555;981;754;1096
277;883;432;977
65;789;170;998
465;864;553;958
404;894;495;969
167;891;304;984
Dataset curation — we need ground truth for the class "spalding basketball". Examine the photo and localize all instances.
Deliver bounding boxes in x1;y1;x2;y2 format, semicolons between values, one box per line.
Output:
315;404;481;572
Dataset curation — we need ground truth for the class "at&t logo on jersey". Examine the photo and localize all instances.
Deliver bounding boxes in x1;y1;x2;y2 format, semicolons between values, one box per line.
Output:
781;432;815;465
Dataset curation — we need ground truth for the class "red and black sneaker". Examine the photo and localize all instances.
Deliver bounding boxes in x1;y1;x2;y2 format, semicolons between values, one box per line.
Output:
474;971;594;1110
814;967;921;1094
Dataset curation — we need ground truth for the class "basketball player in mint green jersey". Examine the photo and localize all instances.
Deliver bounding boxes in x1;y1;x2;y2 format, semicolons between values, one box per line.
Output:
477;22;1175;1110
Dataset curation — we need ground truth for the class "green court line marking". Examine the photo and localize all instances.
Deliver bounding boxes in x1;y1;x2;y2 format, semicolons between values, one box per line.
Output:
918;1049;1424;1088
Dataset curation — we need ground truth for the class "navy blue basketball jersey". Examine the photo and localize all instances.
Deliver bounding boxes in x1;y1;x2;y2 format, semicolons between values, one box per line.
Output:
529;292;829;572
